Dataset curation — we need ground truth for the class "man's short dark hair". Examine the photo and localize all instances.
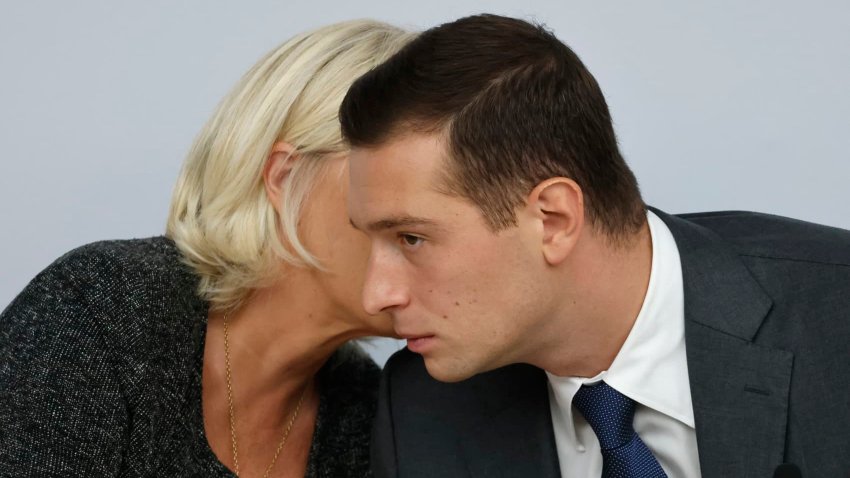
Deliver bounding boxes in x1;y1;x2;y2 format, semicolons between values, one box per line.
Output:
340;14;645;238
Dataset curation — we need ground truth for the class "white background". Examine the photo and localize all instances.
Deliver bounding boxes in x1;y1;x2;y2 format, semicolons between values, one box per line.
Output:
2;0;848;364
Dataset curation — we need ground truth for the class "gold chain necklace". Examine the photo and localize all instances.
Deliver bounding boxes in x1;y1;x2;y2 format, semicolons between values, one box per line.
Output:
222;314;308;478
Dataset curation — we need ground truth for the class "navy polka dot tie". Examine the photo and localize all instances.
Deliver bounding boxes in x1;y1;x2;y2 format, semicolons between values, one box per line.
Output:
572;382;668;478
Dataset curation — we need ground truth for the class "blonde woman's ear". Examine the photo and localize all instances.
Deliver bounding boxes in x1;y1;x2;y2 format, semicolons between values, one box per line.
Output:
263;141;299;213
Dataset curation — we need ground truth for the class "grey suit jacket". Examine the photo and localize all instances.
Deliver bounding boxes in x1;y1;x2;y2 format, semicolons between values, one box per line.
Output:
371;209;850;477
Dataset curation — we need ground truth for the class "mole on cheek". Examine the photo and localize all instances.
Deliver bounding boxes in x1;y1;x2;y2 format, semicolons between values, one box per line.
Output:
454;301;460;306
442;315;448;319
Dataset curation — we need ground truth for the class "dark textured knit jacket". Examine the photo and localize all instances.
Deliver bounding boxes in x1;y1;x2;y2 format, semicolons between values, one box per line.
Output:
0;237;381;477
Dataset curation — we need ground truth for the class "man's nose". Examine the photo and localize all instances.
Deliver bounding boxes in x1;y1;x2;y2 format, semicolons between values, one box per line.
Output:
362;249;409;315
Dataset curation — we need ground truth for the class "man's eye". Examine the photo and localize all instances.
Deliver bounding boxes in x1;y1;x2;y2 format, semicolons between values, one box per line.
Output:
399;234;424;247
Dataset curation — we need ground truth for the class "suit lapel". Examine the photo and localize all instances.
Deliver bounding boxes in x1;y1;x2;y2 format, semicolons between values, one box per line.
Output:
658;210;793;478
459;367;561;478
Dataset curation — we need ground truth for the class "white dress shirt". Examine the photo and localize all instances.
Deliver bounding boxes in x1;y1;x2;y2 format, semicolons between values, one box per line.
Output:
546;211;702;478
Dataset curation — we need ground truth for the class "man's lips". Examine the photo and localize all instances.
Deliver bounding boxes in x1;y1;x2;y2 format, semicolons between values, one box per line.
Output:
397;332;432;339
398;333;437;354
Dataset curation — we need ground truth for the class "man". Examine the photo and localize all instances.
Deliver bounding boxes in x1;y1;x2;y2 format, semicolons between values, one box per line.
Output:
340;14;850;478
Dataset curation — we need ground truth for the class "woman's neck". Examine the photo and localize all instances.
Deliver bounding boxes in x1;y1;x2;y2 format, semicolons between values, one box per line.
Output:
202;266;366;475
207;265;365;411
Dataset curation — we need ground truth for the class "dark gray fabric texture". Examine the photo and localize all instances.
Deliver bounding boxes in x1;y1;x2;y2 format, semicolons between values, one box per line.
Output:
371;209;850;478
0;236;380;477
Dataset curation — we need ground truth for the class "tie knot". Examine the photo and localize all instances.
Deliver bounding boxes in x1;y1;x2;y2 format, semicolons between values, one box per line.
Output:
572;381;637;450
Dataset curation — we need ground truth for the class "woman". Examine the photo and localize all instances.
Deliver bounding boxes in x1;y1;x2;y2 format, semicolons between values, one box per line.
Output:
0;20;414;477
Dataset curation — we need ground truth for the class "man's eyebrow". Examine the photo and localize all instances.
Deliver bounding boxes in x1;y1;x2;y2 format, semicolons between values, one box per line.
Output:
350;215;439;232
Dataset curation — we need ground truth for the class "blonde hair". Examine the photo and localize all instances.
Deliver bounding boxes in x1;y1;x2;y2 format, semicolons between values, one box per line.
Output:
166;20;415;312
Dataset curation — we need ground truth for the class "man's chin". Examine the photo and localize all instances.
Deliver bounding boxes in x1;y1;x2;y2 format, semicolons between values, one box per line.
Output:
422;357;479;383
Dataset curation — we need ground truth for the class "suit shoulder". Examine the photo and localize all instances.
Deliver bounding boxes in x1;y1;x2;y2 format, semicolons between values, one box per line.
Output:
323;343;381;401
314;343;381;469
383;347;424;376
382;348;546;413
382;348;436;393
678;210;850;265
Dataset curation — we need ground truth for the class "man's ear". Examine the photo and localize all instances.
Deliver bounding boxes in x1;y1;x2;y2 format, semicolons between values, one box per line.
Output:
263;141;298;214
527;177;584;265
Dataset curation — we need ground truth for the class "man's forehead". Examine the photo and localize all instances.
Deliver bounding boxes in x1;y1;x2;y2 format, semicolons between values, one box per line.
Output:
346;132;460;226
349;136;451;194
350;133;447;167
